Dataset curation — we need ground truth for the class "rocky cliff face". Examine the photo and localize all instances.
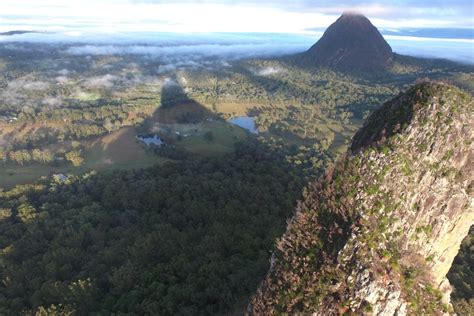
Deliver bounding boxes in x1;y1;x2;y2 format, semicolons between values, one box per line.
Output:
249;82;473;315
304;13;393;71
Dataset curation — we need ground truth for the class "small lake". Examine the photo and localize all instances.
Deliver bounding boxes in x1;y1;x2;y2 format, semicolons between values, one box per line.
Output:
137;134;165;146
228;116;258;134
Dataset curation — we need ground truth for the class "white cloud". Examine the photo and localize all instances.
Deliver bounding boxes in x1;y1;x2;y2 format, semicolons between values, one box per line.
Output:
84;74;117;88
23;81;50;91
55;76;70;84
163;77;179;87
7;79;50;91
252;66;285;76
57;69;70;75
42;96;63;108
156;64;176;74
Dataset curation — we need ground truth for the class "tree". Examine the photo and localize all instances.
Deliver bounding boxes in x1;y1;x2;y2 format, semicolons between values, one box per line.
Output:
0;148;6;165
71;141;82;149
204;131;214;143
104;118;114;133
0;208;12;220
9;150;32;165
32;149;54;164
17;202;36;223
65;150;84;167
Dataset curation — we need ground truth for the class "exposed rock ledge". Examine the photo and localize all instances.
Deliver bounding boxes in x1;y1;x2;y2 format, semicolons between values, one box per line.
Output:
249;82;473;315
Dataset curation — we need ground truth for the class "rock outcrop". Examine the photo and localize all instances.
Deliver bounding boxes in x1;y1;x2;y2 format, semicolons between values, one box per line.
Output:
249;82;473;315
304;13;394;71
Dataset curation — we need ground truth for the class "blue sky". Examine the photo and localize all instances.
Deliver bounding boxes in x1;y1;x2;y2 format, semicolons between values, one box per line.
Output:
0;0;473;33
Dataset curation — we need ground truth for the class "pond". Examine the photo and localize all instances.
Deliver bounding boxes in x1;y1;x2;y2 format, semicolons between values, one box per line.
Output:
137;134;165;146
228;116;258;134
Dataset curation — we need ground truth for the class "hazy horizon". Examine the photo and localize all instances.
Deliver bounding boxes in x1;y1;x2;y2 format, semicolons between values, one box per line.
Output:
1;29;473;64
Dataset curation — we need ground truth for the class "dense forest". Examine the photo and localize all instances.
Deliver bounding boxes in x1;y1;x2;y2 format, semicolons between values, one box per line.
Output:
449;227;474;315
0;141;304;314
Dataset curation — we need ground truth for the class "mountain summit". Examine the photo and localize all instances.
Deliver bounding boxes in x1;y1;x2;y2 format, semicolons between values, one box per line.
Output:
305;13;394;70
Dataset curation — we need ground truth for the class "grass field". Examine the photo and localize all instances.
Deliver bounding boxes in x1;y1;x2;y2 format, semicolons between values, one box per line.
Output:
145;100;251;155
0;127;167;190
0;163;74;189
178;121;249;155
214;101;265;117
0;119;250;189
84;127;166;169
73;91;102;101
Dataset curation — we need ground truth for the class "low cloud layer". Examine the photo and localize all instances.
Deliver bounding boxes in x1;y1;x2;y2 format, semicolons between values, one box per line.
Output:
0;32;315;61
84;74;118;88
0;31;472;69
388;36;474;64
65;43;312;59
252;66;285;76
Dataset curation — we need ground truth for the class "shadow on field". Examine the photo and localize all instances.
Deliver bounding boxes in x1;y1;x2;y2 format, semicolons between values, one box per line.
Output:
154;76;216;124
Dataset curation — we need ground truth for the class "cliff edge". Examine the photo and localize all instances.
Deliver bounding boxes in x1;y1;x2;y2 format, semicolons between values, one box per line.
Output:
249;82;473;315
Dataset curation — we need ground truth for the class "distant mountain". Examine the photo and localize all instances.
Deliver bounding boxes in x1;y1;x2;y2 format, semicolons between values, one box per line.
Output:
250;82;473;314
381;28;474;40
307;27;474;40
303;13;394;71
0;30;41;36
